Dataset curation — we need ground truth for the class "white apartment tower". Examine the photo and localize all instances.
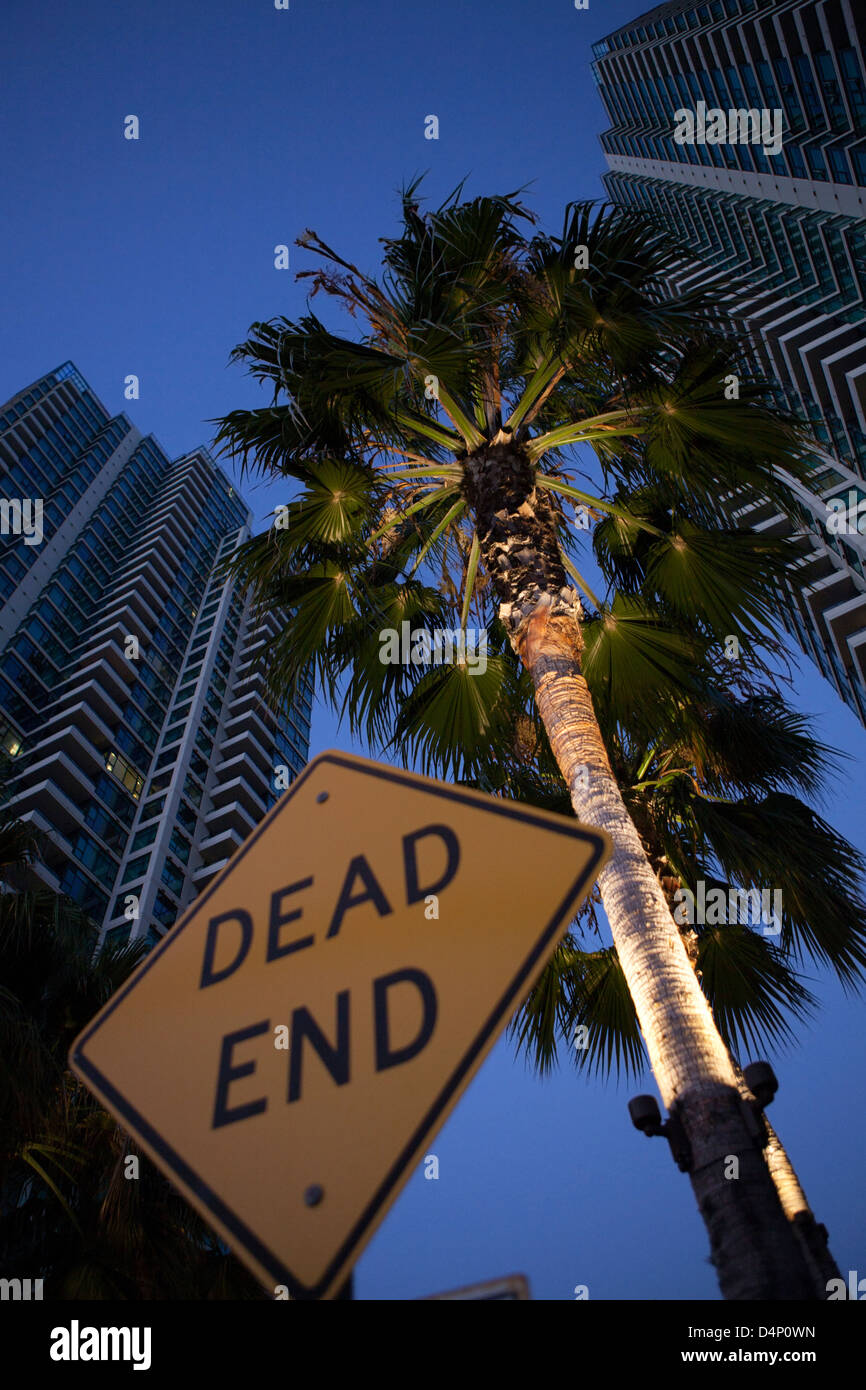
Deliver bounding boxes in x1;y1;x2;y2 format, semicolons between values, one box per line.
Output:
0;363;312;946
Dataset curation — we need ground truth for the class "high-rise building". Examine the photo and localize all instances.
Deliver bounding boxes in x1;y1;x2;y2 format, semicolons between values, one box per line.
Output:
0;362;312;947
592;0;866;723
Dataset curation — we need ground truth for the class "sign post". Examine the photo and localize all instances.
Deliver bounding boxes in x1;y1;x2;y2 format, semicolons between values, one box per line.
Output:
70;751;609;1300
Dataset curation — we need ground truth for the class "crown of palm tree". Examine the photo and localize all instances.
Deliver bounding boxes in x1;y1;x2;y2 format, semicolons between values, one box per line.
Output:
214;184;815;771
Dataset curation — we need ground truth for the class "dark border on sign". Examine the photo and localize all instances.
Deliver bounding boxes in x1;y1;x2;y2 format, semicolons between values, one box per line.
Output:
71;751;609;1300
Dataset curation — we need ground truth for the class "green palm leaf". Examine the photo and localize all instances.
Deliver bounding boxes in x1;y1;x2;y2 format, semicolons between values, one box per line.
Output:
688;793;866;987
516;943;648;1081
644;522;792;638
697;925;816;1057
581;597;706;734
393;654;515;779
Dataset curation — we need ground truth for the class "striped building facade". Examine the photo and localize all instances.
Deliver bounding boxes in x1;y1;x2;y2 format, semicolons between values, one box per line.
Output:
0;363;311;947
592;0;866;721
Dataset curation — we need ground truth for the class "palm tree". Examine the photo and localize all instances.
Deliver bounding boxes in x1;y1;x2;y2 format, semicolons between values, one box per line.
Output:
493;682;860;1297
214;185;829;1298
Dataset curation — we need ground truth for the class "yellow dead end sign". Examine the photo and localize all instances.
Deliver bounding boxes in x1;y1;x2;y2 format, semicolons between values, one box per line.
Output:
70;751;610;1300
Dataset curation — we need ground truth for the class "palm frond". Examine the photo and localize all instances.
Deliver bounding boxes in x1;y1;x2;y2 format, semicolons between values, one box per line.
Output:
581;597;707;736
697;925;816;1057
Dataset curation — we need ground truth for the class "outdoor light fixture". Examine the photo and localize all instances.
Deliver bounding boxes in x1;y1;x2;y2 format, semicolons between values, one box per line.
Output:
630;1064;782;1176
742;1061;779;1111
627;1095;692;1172
628;1094;662;1134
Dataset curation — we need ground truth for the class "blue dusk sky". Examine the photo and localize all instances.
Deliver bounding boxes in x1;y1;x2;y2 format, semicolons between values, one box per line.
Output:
1;0;865;1300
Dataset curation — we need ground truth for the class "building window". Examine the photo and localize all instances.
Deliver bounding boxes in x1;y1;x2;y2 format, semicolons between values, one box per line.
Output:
786;144;807;179
827;148;852;185
105;749;145;798
0;720;23;757
83;803;127;852
121;853;150;885
190;751;209;782
161;857;185;895
194;729;213;757
72;831;117;887
183;773;204;806
59;864;109;919
838;48;866;128
153;890;178;928
168;827;192;864
201;708;219;736
131;824;159;852
805;146;828;181
104;923;131;948
147;771;173;797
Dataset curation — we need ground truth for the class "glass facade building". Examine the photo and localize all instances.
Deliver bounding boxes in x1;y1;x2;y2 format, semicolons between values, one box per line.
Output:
592;0;866;722
0;363;312;947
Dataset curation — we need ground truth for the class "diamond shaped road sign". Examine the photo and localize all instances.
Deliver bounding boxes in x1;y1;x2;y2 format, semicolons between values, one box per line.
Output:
70;751;610;1300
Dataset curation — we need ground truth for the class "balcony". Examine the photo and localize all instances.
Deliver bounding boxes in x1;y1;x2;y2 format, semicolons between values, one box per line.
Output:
5;776;84;839
6;748;94;805
823;589;866;656
48;674;125;729
202;798;257;843
9;723;110;789
196;826;244;866
212;752;271;799
208;774;268;823
222;700;275;743
67;632;141;690
216;725;273;780
192;857;230;887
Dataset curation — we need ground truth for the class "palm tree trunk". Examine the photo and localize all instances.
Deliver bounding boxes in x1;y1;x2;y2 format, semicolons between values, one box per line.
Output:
646;847;841;1298
519;608;812;1298
465;443;815;1298
735;1072;840;1298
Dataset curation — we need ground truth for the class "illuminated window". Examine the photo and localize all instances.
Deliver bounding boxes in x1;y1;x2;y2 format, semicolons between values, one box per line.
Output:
0;721;23;757
105;749;144;799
